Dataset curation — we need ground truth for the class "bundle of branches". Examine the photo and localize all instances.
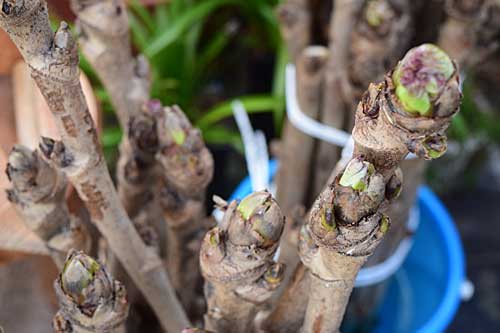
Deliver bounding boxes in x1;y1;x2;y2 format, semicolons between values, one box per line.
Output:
264;43;461;332
276;0;424;283
0;1;467;333
275;0;499;325
0;0;189;331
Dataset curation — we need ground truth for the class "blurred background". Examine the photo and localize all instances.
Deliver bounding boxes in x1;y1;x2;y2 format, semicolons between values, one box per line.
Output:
1;0;500;332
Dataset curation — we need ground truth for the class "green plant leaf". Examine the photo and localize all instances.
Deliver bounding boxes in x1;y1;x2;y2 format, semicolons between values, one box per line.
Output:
154;4;170;31
272;42;287;134
196;95;279;130
203;125;244;153
102;127;123;148
129;0;155;33
128;12;150;51
145;0;237;57
197;25;234;71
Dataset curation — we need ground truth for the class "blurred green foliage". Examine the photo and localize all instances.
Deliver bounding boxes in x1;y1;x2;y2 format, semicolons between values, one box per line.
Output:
78;0;286;161
449;78;500;144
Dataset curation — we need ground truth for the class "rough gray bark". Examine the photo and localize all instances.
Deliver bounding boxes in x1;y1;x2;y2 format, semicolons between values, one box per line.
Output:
0;2;189;330
155;105;214;315
276;0;311;64
265;44;462;333
277;46;328;216
311;0;365;200
200;192;285;333
5;145;89;269
438;0;500;69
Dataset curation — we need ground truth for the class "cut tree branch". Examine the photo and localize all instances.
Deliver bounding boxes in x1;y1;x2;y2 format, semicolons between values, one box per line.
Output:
200;192;285;333
276;0;311;63
53;250;128;333
438;0;500;69
0;1;189;331
349;0;414;109
5;145;89;269
70;0;149;129
70;0;154;219
277;46;328;216
301;43;461;333
155;105;214;314
311;0;365;199
265;44;462;333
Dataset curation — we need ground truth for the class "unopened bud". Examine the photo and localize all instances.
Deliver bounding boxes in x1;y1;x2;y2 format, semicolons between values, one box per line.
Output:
393;44;455;116
60;251;112;316
228;191;284;247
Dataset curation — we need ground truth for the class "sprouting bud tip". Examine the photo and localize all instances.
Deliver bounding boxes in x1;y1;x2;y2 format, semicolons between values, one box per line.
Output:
379;215;390;234
161;107;189;147
423;136;447;159
209;229;221;246
171;129;186;145
264;263;285;284
145;99;162;114
61;252;101;302
237;191;271;220
393;44;454;116
365;0;391;27
320;207;336;232
229;191;284;247
339;158;375;191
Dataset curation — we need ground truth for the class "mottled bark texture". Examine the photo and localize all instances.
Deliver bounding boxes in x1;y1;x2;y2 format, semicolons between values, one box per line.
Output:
276;0;311;63
70;0;149;129
277;46;328;216
117;101;159;218
299;158;391;333
439;0;500;69
53;250;128;333
345;159;425;330
0;2;189;331
348;0;416;124
261;261;310;333
200;192;285;333
70;0;153;219
155;105;214;315
350;0;411;87
265;44;462;333
5;145;89;269
312;0;365;200
276;47;328;280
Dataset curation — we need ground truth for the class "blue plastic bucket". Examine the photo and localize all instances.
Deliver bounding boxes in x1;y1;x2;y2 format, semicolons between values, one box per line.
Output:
229;160;465;333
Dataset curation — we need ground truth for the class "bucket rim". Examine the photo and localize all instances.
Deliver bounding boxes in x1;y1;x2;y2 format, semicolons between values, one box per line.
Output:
415;186;465;333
